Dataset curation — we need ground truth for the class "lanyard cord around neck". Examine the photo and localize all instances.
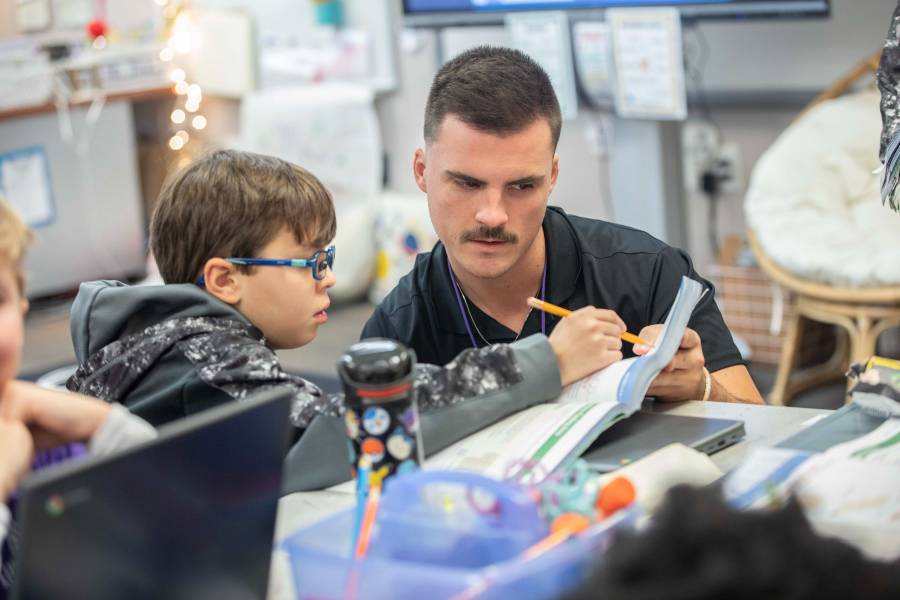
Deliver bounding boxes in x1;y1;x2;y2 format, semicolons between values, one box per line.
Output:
448;257;547;349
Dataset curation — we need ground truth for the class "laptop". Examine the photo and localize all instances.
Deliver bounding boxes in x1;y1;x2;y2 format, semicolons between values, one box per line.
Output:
11;388;293;600
582;410;746;473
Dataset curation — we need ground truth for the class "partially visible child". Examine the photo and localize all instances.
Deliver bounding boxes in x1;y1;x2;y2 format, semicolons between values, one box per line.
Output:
563;485;900;600
0;199;156;589
65;150;627;490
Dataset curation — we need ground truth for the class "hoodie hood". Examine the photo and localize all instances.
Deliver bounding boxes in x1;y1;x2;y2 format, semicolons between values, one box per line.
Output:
70;280;248;364
67;281;340;429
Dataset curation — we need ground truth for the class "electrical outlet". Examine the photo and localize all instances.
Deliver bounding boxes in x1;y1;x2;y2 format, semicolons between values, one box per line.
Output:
715;142;743;194
681;120;720;192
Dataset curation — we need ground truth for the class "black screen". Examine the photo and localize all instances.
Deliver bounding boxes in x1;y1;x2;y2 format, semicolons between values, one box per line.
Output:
404;0;830;24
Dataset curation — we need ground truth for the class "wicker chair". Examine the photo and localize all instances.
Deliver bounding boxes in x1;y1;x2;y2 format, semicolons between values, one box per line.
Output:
746;51;900;406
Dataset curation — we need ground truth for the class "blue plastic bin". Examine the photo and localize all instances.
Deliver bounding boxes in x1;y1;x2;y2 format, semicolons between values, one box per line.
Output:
281;471;635;600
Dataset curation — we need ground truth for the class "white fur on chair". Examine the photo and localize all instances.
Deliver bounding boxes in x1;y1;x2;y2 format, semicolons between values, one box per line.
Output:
745;90;900;287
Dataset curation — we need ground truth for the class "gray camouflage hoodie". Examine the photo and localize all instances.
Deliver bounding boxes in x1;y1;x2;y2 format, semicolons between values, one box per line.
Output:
66;281;563;491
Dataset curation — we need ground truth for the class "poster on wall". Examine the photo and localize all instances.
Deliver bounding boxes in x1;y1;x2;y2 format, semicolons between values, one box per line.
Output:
506;11;579;121
607;8;687;121
0;146;56;228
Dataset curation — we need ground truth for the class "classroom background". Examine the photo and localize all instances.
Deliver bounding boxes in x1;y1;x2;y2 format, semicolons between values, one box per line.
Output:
4;0;898;408
4;2;900;599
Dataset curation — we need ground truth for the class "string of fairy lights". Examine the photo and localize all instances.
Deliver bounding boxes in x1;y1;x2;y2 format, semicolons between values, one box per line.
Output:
153;0;207;152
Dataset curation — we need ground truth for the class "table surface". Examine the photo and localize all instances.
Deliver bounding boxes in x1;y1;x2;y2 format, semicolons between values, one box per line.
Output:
266;400;832;599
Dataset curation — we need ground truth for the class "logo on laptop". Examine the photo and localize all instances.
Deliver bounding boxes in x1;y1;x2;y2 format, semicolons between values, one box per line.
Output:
44;488;92;517
45;495;65;517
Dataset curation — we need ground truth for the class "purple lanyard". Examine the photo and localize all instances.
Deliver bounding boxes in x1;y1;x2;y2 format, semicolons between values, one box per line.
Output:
447;258;547;349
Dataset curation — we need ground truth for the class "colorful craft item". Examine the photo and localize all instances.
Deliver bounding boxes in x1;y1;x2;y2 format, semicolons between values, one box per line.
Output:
354;482;382;559
521;512;591;561
596;476;636;519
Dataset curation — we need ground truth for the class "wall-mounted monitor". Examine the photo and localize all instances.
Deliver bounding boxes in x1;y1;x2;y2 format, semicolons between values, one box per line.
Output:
403;1;830;26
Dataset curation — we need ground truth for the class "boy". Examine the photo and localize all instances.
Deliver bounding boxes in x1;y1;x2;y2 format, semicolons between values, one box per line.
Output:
0;199;156;588
66;149;626;490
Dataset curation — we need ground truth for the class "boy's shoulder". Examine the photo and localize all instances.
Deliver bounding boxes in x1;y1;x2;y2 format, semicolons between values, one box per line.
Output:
71;281;248;361
122;340;247;425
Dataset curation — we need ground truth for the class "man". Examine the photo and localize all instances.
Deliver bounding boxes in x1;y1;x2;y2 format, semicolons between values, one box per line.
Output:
362;46;763;404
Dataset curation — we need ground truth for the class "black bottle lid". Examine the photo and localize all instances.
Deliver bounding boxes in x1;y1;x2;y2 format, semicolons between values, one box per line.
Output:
338;338;415;385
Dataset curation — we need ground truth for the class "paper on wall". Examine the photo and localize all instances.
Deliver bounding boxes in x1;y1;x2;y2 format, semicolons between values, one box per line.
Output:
506;11;578;120
0;146;55;228
607;8;687;120
238;83;382;203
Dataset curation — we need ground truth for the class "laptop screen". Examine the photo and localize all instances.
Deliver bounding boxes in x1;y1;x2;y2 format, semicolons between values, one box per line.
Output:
11;388;293;600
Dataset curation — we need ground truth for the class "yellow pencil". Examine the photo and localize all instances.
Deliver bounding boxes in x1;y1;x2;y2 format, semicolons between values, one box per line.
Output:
526;297;652;347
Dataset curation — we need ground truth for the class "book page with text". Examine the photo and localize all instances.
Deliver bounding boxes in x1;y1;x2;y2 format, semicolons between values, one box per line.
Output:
427;401;622;482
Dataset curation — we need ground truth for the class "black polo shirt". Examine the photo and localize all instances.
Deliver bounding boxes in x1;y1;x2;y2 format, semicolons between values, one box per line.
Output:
361;206;743;373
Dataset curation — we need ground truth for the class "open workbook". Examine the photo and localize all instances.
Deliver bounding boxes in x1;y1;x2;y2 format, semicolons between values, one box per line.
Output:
427;276;707;483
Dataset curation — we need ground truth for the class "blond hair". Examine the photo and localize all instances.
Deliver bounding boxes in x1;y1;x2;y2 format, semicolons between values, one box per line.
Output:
0;197;32;293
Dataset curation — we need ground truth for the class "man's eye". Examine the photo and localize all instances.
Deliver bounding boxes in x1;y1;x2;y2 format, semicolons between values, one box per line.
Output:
455;179;480;190
510;182;534;191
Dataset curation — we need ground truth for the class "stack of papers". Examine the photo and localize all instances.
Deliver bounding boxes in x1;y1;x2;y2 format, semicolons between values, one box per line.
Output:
724;419;900;560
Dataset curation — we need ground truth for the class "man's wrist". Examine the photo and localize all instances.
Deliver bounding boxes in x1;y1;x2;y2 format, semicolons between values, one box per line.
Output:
688;367;709;401
700;367;712;401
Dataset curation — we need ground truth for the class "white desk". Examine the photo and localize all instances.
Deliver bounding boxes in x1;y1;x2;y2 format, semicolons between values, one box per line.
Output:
647;400;830;472
266;400;831;599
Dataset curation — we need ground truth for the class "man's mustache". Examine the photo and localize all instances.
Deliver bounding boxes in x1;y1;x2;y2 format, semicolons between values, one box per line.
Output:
461;226;518;244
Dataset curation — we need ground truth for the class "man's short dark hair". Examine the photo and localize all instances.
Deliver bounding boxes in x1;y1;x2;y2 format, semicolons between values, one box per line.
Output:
151;149;336;284
424;46;562;149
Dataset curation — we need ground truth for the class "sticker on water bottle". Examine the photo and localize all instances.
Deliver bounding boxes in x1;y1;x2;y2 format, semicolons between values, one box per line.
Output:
362;406;391;436
400;406;419;433
361;437;386;463
386;428;414;460
344;409;360;438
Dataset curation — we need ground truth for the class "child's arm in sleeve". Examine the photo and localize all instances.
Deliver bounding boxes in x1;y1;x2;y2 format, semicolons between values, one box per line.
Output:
281;335;561;493
88;404;157;457
414;333;561;456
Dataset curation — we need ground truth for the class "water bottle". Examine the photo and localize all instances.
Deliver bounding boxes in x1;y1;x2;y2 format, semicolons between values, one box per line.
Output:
338;338;422;488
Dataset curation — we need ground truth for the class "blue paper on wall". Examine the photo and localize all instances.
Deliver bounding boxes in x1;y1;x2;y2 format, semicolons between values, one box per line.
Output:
0;146;56;228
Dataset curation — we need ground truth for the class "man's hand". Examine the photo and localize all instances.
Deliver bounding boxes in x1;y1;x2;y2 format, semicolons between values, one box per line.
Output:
634;325;706;402
549;307;625;386
0;381;112;449
0;420;34;502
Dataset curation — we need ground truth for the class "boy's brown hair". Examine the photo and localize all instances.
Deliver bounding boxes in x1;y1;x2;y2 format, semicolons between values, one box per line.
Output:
0;196;33;294
150;149;336;284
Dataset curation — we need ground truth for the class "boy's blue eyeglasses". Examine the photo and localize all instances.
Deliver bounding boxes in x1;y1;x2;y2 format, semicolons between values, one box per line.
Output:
227;245;335;280
196;245;335;287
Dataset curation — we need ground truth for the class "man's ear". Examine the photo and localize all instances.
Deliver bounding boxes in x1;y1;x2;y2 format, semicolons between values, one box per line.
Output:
19;298;28;317
548;154;560;194
202;258;242;305
413;148;428;193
